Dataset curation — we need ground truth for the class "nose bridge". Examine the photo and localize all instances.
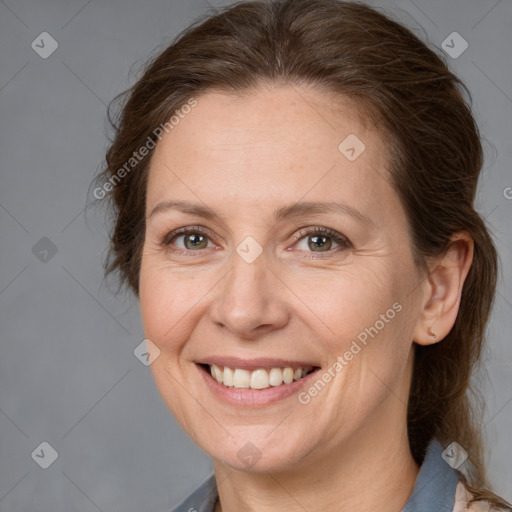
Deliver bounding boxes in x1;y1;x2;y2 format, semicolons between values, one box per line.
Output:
211;245;289;337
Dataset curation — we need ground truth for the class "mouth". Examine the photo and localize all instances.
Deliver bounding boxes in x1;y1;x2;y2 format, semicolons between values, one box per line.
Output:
199;363;318;390
196;355;322;394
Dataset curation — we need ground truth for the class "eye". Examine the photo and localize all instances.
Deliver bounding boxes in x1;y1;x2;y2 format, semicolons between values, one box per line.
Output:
159;225;351;257
160;226;216;253
292;227;351;255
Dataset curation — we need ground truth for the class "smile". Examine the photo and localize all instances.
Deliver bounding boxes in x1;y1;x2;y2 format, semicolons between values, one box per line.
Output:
196;358;321;406
207;364;315;390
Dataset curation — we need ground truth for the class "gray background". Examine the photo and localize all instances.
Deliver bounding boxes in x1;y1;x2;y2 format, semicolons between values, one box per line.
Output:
0;0;510;510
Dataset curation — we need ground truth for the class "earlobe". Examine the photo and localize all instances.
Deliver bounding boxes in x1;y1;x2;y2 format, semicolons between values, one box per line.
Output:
413;232;474;346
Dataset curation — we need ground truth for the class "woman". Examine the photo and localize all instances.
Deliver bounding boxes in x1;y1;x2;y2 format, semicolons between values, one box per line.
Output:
92;0;511;510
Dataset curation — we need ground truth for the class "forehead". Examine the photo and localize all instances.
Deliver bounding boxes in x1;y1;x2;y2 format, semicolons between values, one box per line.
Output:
146;85;395;224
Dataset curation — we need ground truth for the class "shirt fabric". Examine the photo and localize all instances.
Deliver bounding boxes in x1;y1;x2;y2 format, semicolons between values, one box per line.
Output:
168;438;491;512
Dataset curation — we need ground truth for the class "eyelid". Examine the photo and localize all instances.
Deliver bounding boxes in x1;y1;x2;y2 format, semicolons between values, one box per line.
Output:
159;225;352;255
292;226;351;246
160;225;217;247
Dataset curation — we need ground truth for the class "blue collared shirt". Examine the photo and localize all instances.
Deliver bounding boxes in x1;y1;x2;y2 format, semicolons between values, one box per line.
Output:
169;438;461;512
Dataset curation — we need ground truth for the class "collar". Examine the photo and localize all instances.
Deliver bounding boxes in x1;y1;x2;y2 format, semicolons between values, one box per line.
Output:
401;438;461;511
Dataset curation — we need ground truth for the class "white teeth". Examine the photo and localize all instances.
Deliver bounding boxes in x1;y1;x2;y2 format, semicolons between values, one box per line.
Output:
213;365;222;383
233;369;251;388
283;367;294;384
207;364;314;390
269;368;283;386
250;369;269;389
223;366;233;386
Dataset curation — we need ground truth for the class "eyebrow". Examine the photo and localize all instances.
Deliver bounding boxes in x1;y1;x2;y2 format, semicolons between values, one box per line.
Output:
148;200;373;226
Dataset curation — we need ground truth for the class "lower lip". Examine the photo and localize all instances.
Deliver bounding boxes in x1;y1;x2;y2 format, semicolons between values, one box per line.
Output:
197;364;320;407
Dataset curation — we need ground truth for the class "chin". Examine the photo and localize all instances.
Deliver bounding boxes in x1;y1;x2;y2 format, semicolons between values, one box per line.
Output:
198;428;316;474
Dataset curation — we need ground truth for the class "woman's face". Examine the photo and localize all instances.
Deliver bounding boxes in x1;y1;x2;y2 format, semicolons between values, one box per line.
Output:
139;85;425;472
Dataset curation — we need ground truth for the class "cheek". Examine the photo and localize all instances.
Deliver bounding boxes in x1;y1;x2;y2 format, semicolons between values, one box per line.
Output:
290;263;403;350
138;259;207;352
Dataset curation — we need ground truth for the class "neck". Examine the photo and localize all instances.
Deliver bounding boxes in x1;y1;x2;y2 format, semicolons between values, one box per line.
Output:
213;403;419;512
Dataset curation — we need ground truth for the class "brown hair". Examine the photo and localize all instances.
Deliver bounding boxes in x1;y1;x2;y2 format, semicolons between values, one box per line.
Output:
91;0;510;508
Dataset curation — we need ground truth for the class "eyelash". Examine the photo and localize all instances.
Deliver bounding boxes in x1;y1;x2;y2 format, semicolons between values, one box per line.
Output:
293;226;351;256
159;225;351;258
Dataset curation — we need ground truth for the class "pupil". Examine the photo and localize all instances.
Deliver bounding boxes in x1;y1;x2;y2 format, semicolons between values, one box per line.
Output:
186;233;206;249
309;235;331;251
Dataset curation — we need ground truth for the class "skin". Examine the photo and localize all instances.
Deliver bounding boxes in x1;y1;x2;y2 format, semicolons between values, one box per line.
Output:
139;84;473;512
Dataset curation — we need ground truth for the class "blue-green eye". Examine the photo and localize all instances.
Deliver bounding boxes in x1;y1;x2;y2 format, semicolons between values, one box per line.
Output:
174;232;211;250
160;225;351;256
161;226;214;251
293;227;351;253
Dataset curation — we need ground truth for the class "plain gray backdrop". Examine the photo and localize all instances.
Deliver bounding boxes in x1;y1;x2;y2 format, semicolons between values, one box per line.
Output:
0;0;511;510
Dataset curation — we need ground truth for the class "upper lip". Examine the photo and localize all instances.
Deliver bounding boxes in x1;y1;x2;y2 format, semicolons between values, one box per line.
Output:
197;356;320;371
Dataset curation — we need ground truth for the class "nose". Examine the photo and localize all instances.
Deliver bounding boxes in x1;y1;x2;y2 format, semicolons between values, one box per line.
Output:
209;253;290;340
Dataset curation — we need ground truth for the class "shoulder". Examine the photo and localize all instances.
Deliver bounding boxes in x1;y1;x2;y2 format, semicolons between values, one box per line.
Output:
452;480;509;512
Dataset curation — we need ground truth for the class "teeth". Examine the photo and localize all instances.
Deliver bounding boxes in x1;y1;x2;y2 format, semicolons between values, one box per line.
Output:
269;368;283;386
233;369;251;388
283;367;294;384
223;366;234;387
213;365;222;383
250;369;269;389
208;364;314;390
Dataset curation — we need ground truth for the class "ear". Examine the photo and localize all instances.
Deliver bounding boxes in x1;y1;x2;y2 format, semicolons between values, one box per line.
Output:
413;232;474;346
